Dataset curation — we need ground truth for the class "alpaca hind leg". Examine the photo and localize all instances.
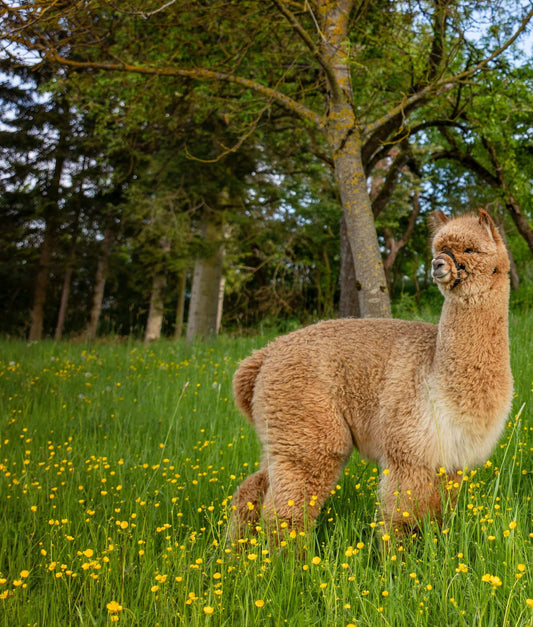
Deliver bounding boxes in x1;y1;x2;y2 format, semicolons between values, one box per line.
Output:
229;469;269;540
261;454;346;538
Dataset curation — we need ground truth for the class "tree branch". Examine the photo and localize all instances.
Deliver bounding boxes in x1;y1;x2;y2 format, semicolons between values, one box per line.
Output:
362;5;533;139
431;148;499;186
371;146;411;218
270;0;342;101
45;52;326;129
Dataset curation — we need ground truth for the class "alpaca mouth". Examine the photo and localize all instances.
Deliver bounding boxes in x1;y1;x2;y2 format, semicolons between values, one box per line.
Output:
432;267;451;282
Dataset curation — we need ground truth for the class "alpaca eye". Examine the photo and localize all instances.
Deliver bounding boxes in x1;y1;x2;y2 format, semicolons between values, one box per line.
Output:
464;248;474;253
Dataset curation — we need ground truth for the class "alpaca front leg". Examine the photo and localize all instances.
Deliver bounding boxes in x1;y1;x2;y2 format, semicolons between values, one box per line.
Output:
379;465;444;531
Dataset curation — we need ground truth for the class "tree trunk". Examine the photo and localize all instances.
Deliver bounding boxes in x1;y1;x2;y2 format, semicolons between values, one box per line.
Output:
320;0;391;318
338;214;360;318
54;208;81;340
186;211;225;341
144;272;167;342
505;196;533;256
54;235;77;340
85;227;114;339
29;114;68;340
173;271;187;339
29;223;54;341
382;192;421;292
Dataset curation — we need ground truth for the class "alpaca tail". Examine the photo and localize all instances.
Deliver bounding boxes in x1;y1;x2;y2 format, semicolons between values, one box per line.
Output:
233;349;265;423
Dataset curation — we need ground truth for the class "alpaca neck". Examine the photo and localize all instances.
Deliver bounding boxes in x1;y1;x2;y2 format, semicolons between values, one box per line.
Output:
432;284;511;416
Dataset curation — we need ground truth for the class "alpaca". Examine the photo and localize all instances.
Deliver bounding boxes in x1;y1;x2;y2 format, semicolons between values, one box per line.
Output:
230;209;513;538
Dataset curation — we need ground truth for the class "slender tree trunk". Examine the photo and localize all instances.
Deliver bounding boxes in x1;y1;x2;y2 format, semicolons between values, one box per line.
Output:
382;192;421;292
29;113;68;340
29;223;54;341
483;140;533;255
173;271;187;339
320;0;390;318
505;196;533;256
186;211;225;341
338;214;360;318
144;235;172;342
85;227;114;339
54;234;77;340
144;273;168;342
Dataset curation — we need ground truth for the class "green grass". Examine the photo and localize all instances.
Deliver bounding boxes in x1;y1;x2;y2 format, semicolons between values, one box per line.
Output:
0;313;531;626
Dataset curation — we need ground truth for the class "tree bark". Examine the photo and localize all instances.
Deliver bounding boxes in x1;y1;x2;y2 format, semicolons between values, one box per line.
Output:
173;271;187;339
29;223;54;341
338;214;360;318
54;233;77;340
144;235;172;342
29;109;68;340
85;227;114;339
186;211;225;341
144;272;168;342
319;0;391;318
505;195;533;256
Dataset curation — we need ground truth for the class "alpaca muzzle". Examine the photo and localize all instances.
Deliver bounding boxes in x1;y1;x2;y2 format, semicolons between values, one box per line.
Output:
432;250;466;289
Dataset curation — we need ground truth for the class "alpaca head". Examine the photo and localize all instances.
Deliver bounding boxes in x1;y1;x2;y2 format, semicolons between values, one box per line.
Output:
430;209;510;300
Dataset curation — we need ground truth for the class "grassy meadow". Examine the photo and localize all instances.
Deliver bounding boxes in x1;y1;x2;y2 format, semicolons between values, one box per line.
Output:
0;312;532;626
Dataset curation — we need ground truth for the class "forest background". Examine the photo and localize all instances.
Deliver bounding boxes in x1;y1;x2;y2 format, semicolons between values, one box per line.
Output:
1;0;533;343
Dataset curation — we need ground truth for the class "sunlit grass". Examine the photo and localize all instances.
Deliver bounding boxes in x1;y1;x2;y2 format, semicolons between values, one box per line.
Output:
0;313;531;625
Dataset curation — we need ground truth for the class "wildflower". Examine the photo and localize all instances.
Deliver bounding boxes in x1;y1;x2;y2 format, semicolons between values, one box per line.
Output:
255;600;264;608
19;570;29;579
481;574;502;587
106;601;123;613
311;556;321;565
526;599;533;608
456;564;468;573
203;606;214;615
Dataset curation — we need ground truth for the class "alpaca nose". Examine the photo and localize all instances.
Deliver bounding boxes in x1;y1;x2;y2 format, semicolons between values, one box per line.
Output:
432;258;446;272
431;256;450;280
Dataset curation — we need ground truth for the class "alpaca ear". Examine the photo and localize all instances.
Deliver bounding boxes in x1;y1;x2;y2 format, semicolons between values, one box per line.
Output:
429;211;449;234
478;208;501;243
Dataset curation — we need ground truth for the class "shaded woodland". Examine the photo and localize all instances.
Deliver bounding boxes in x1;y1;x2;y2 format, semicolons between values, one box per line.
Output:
1;1;533;340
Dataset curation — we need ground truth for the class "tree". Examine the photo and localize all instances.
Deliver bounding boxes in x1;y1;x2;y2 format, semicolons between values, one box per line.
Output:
6;0;532;318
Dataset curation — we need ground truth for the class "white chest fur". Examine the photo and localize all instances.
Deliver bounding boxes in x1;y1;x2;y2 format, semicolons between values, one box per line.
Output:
422;383;508;472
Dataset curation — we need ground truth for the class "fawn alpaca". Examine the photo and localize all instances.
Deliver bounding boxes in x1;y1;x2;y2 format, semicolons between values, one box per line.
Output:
230;209;512;537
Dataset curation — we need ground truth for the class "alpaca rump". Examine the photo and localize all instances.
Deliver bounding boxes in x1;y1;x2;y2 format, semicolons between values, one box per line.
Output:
230;209;513;538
